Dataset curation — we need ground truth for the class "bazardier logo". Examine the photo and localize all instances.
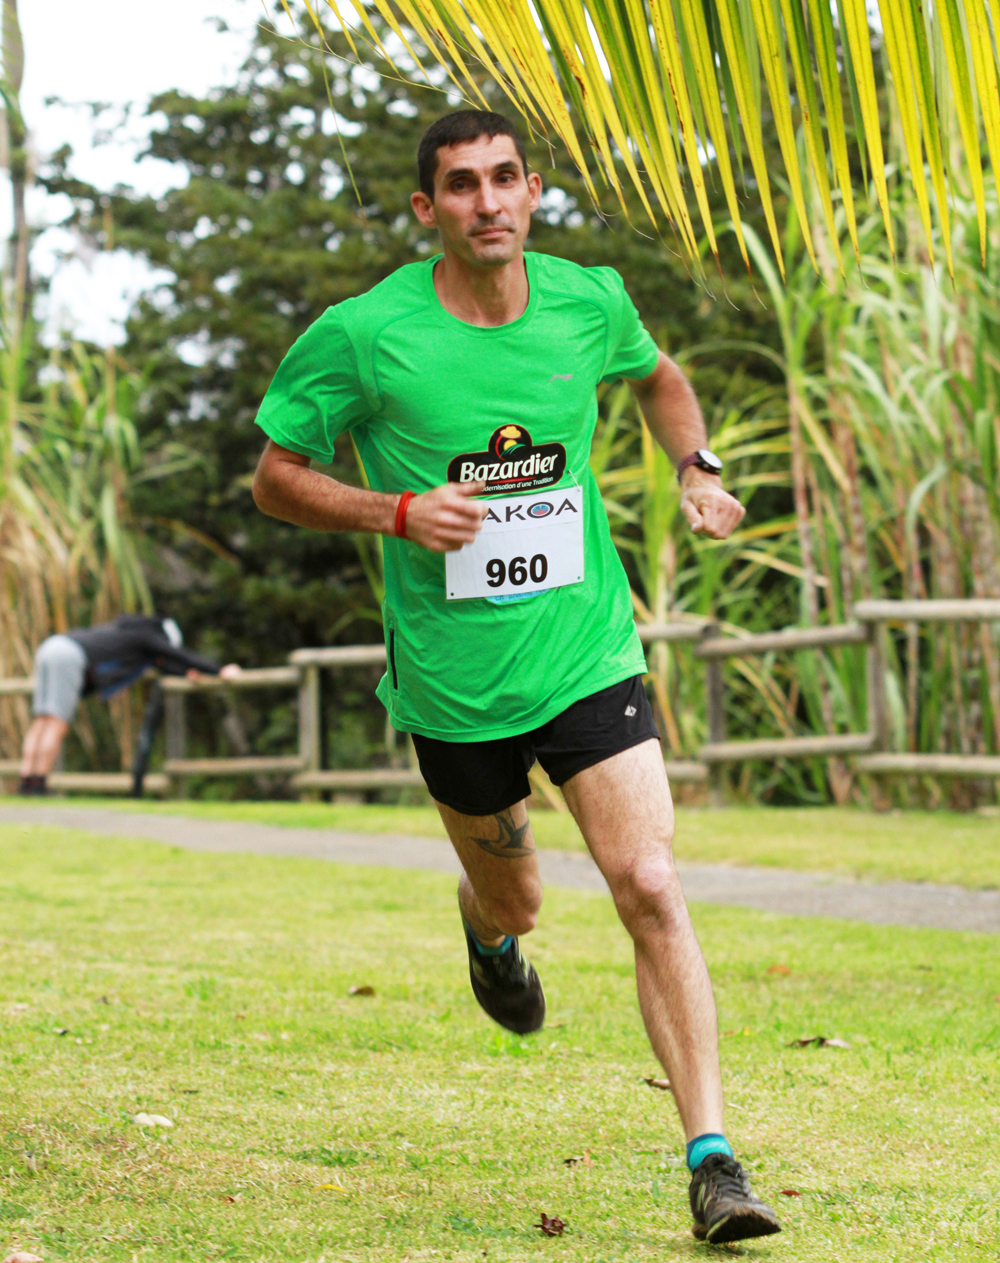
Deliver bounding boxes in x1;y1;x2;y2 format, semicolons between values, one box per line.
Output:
447;425;567;495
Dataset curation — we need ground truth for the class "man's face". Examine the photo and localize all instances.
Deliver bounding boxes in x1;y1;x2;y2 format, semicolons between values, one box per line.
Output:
410;134;542;267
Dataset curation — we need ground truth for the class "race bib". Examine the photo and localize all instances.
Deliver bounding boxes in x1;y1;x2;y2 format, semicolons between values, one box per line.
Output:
445;486;585;601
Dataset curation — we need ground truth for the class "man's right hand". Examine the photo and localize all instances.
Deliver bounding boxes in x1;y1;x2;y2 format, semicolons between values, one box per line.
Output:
405;481;487;552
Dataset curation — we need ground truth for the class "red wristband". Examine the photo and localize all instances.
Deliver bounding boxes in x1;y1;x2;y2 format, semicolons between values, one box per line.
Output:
394;491;416;539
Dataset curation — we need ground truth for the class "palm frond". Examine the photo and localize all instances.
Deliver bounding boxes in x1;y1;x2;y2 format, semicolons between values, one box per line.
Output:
306;0;998;273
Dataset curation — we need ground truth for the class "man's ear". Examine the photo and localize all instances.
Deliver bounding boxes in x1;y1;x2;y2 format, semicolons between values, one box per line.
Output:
527;171;542;214
411;190;436;227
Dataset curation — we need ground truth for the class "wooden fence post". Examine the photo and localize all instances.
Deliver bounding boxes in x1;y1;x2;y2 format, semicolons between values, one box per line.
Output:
865;619;891;809
704;626;726;809
164;691;186;799
865;621;890;749
298;665;321;801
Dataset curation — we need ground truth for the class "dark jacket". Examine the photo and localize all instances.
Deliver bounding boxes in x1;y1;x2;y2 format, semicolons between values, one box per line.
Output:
66;615;220;699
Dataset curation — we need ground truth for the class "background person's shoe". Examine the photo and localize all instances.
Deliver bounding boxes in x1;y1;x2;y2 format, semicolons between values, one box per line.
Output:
688;1153;782;1244
465;926;545;1035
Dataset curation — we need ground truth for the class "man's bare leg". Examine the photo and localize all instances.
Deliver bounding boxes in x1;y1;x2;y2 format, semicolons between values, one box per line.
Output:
435;799;542;944
434;799;546;1033
20;716;70;777
436;750;778;1244
560;738;723;1141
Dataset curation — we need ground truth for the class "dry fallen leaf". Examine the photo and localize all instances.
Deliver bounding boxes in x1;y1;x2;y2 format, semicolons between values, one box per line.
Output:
767;964;792;976
644;1077;672;1091
780;1189;802;1197
535;1213;566;1237
348;984;375;997
222;1195;236;1203
563;1151;593;1169
789;1036;850;1049
4;1253;44;1263
134;1113;174;1128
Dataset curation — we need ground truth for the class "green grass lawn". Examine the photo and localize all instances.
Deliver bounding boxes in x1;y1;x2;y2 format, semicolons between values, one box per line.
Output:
30;796;1000;889
1;823;998;1261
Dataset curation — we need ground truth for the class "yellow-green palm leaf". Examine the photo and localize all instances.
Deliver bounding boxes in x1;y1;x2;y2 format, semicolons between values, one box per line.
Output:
303;0;999;276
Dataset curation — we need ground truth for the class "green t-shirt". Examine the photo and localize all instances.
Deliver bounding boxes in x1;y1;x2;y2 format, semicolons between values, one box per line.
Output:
255;251;659;741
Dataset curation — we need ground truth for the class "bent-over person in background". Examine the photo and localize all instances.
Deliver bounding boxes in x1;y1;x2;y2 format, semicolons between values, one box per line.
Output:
19;613;241;795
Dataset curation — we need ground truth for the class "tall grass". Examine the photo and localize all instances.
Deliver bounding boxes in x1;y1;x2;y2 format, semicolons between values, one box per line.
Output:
0;319;153;762
599;177;1000;807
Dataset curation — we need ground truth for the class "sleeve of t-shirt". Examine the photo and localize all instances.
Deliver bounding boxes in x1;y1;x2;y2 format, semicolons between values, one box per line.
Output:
600;275;660;384
254;307;373;463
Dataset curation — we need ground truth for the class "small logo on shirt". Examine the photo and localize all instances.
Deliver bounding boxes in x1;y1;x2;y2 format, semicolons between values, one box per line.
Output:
448;425;567;495
490;424;531;459
549;373;574;382
624;705;637;717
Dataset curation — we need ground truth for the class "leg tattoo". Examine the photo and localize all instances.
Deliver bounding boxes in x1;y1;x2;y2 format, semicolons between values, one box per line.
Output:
471;809;534;859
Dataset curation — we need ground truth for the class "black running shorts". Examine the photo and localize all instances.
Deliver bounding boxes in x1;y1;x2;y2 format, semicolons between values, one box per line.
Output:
411;674;660;817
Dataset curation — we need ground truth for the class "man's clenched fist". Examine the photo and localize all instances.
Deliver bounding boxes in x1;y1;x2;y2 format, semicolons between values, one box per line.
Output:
405;481;488;552
679;469;745;539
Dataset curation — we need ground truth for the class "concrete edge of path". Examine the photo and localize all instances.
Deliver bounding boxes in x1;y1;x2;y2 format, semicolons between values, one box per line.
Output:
0;804;998;934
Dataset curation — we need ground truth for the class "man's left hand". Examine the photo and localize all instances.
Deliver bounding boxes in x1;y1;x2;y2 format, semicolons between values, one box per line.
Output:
680;470;745;539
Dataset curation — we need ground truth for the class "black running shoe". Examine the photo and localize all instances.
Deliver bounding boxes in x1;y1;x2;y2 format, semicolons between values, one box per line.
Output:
465;926;545;1035
689;1153;782;1245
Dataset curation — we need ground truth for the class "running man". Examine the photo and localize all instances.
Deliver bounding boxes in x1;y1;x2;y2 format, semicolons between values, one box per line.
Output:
252;109;780;1245
19;614;241;795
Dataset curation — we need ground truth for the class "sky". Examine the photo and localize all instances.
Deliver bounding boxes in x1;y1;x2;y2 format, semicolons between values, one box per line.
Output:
14;0;297;344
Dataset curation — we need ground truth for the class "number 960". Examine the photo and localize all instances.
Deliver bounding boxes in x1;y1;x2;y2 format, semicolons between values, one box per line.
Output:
486;554;548;587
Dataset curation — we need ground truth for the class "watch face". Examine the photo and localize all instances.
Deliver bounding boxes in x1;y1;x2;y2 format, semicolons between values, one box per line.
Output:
697;448;724;473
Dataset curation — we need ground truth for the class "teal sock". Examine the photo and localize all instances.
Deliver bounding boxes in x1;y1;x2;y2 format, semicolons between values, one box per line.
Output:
464;922;513;957
686;1134;733;1172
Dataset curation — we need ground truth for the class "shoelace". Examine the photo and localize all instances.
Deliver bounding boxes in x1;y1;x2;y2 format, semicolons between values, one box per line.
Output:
702;1158;752;1202
483;940;528;986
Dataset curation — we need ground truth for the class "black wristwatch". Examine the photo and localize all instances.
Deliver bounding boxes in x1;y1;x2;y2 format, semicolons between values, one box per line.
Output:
676;448;723;483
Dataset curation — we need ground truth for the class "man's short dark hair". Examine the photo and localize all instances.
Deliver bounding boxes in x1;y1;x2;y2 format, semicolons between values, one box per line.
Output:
417;110;528;199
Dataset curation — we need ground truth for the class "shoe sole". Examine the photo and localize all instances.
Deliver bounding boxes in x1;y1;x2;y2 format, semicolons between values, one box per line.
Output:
697;1208;782;1245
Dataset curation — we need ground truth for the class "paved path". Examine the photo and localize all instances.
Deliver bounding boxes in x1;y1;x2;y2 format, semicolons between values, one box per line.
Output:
1;804;998;934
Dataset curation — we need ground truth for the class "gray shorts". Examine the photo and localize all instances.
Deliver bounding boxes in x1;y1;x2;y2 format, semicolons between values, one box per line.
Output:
32;634;88;723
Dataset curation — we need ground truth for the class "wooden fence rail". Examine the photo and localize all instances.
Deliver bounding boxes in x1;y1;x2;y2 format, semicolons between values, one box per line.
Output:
0;600;997;800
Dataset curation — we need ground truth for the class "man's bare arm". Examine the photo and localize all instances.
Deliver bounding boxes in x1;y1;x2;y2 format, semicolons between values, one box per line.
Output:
252;439;487;552
626;352;745;540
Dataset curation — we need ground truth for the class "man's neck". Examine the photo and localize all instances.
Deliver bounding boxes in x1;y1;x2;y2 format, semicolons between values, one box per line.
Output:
432;250;529;328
